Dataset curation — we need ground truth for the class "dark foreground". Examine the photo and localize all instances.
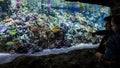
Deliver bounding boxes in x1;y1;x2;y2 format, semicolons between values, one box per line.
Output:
0;48;100;68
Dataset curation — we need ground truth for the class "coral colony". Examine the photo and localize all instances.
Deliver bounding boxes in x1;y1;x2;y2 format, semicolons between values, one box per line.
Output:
0;0;110;53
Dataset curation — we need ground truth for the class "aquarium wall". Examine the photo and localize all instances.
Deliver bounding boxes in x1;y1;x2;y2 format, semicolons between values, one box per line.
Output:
0;0;110;53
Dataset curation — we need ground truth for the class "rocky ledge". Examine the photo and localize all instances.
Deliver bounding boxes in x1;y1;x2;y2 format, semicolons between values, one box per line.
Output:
0;48;100;68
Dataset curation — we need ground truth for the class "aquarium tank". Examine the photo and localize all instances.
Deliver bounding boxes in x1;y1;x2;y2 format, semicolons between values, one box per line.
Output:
0;0;110;53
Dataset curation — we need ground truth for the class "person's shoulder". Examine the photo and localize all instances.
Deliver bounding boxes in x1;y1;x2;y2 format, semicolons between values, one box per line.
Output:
107;33;120;47
110;33;120;39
